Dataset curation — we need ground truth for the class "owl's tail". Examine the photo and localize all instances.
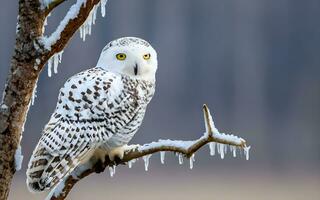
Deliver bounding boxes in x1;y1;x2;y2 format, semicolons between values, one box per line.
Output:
26;140;91;193
26;142;53;192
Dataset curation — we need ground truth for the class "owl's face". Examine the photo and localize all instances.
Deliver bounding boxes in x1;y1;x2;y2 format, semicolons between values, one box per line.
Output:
96;37;158;81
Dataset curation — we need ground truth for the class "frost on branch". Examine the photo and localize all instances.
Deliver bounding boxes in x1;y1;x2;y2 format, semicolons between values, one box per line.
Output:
41;0;109;48
47;105;251;200
41;0;87;50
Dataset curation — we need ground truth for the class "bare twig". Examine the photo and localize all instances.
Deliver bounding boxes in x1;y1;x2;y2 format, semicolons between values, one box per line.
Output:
47;105;250;200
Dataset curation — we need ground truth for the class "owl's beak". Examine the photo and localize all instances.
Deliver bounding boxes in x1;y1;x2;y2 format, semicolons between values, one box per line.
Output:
134;63;138;75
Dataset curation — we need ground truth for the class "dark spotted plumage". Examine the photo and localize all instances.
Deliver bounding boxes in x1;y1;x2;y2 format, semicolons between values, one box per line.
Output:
26;67;155;192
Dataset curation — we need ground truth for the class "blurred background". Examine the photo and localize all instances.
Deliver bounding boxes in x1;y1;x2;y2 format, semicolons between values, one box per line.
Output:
1;0;320;199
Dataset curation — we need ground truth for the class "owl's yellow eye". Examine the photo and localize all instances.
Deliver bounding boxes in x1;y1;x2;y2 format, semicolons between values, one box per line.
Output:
143;53;151;60
116;53;126;60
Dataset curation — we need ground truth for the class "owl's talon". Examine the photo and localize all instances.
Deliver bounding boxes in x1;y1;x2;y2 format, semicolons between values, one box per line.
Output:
108;146;126;161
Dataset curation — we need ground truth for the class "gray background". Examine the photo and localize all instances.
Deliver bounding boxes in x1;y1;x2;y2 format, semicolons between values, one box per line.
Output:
1;0;319;199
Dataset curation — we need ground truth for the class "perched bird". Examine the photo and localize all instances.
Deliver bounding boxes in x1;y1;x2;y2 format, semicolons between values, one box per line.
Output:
26;37;157;192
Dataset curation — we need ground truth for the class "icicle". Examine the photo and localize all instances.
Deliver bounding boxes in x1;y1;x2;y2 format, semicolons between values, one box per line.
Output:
79;4;99;41
43;12;51;34
44;12;51;26
219;144;225;159
58;50;63;62
244;146;251;160
189;154;195;169
231;146;237;157
178;154;183;165
128;159;137;168
14;145;23;171
143;155;151;171
160;151;165;164
109;165;116;177
128;160;133;168
209;142;216;156
53;53;59;74
48;56;53;77
31;80;38;105
48;51;63;77
101;0;108;17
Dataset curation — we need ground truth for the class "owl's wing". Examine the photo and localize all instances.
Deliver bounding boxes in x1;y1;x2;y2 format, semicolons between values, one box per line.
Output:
26;68;123;192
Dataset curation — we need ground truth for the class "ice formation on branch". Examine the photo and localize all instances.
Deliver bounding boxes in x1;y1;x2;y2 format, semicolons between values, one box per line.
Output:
47;51;63;77
109;165;116;177
128;158;137;168
132;104;250;170
41;0;86;49
79;4;98;41
45;105;251;200
160;151;165;164
209;142;216;156
14;145;23;171
79;0;108;41
244;146;251;160
189;154;195;169
101;0;108;17
31;79;38;105
178;153;183;165
143;155;152;171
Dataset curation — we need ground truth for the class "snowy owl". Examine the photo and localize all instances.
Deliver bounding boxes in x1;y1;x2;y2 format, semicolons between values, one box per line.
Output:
26;37;157;192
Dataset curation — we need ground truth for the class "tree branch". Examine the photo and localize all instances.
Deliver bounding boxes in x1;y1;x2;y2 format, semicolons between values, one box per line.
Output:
47;105;250;200
44;0;67;16
0;0;109;199
40;0;101;58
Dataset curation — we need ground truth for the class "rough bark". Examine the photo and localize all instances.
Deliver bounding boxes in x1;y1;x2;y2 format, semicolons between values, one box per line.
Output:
0;1;101;199
0;1;45;199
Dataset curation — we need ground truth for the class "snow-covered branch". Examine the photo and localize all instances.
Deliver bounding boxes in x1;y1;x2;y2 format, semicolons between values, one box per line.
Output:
40;0;105;55
47;105;250;200
40;0;108;77
42;0;66;15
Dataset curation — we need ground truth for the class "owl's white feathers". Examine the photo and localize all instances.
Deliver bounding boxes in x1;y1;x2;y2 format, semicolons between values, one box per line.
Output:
26;37;157;192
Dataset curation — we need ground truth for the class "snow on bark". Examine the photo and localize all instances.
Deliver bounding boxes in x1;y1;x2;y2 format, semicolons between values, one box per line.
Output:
42;12;51;34
41;0;87;50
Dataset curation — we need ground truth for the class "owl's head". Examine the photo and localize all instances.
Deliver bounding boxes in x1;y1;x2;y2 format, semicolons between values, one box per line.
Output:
96;37;158;81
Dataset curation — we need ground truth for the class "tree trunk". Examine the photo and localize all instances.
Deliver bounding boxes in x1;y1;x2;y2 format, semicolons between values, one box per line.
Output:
0;1;45;199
